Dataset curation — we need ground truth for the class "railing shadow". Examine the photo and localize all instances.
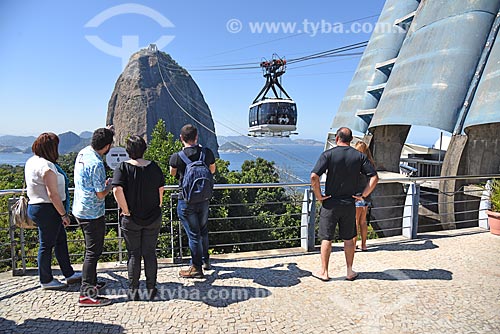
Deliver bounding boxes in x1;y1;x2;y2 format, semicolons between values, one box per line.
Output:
354;268;453;281
0;285;39;302
417;228;487;240
367;239;439;252
0;317;124;334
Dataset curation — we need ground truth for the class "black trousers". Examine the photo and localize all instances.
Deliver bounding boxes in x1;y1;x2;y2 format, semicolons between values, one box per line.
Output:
121;215;161;290
77;216;105;297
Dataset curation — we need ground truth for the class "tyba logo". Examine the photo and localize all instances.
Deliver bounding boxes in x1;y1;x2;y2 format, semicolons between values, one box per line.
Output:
84;3;175;69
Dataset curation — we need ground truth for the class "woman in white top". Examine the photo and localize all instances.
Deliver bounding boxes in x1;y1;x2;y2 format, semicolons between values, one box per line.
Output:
25;133;81;289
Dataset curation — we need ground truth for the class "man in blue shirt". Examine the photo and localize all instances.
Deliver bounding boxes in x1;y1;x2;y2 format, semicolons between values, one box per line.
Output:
73;127;114;307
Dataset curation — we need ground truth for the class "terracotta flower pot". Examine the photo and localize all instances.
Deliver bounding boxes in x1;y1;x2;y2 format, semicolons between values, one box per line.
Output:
486;210;500;236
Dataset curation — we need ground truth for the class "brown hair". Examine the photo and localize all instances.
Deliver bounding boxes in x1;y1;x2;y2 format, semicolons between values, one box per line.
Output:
32;132;59;163
355;141;375;167
180;124;198;143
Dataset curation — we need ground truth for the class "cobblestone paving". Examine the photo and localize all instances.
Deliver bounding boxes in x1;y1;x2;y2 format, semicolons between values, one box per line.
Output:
0;228;499;334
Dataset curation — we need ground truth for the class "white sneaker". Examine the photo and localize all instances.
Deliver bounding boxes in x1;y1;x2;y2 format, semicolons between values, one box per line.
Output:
63;272;82;285
40;279;67;290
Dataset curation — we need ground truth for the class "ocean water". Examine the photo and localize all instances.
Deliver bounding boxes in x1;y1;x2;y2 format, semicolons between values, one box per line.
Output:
0;153;31;166
219;144;324;182
0;144;324;182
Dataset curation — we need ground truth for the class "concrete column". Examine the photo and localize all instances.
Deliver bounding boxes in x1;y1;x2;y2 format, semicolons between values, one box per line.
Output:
439;124;500;229
369;125;410;236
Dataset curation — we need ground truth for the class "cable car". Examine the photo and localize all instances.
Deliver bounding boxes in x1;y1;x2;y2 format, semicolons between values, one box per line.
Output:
248;55;298;137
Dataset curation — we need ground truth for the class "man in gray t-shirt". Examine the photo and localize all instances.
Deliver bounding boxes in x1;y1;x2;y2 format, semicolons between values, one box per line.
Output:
310;127;378;282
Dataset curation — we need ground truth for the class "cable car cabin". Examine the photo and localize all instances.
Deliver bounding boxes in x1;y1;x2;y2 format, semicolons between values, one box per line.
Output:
248;99;297;137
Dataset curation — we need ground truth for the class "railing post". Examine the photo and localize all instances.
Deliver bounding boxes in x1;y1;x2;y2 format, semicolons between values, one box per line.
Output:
402;182;419;239
7;198;22;276
117;207;123;264
478;180;491;230
301;189;316;251
19;227;26;274
171;192;183;264
170;194;182;263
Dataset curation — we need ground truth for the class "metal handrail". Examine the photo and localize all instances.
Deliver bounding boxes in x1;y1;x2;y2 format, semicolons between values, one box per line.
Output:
1;174;498;275
1;174;498;196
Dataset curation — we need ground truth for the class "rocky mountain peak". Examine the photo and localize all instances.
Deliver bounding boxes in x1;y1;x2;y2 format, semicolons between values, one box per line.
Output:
106;47;219;157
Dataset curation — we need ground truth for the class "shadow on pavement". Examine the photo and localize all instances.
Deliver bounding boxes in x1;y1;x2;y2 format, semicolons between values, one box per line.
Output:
0;285;39;302
0;317;124;334
367;239;439;252
156;281;271;307
358;268;453;281
211;262;311;287
417;229;487;239
102;270;272;308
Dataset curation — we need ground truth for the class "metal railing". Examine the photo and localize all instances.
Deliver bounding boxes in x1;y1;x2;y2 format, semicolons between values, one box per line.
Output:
400;157;443;177
1;174;498;275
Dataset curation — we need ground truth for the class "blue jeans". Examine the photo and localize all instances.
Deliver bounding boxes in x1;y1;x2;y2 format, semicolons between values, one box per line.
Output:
28;203;74;284
177;200;209;268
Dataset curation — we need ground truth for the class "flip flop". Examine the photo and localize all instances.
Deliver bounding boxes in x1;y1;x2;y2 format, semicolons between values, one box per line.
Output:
312;273;330;282
345;272;359;281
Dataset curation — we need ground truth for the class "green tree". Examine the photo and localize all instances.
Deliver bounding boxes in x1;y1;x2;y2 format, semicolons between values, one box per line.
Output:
205;157;302;253
143;120;183;258
57;152;78;187
144;119;182;183
0;165;25;271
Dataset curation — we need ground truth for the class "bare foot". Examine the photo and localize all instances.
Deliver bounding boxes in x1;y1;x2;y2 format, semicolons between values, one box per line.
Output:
346;271;359;281
312;271;330;282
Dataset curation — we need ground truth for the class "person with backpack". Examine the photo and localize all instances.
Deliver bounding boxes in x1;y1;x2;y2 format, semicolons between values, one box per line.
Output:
169;124;216;278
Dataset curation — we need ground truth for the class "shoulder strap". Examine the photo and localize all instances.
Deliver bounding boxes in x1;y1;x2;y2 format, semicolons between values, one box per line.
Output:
178;150;192;165
199;147;206;162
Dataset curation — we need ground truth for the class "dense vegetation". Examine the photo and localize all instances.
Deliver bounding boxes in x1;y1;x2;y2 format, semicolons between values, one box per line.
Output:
0;120;304;271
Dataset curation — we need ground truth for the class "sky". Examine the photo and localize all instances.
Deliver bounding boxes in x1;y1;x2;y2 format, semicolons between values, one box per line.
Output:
0;0;443;145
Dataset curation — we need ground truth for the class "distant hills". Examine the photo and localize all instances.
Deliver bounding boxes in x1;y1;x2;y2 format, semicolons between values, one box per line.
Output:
0;133;324;155
0;135;36;151
0;132;91;154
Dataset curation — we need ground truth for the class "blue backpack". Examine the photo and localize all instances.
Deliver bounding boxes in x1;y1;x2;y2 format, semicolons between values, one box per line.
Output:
178;148;214;203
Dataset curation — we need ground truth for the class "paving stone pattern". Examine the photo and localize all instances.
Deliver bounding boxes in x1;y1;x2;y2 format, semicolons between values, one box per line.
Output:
0;228;499;333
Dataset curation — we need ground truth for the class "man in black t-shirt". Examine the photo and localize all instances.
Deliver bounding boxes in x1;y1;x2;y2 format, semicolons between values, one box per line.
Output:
169;124;216;278
310;127;378;282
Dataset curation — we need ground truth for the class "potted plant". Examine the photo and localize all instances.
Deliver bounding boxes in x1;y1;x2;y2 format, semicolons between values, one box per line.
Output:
486;179;500;235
